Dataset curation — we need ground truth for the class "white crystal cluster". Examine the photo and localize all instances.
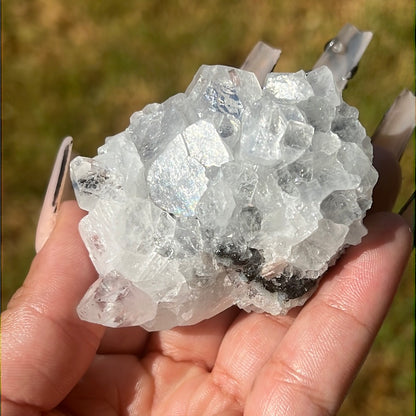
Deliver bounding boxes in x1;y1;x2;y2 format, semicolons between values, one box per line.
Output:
71;65;378;330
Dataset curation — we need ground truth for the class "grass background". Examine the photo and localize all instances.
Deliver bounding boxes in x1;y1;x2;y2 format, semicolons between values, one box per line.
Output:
2;1;414;414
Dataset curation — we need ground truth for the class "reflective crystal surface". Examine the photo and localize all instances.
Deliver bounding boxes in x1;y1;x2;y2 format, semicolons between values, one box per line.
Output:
71;64;378;330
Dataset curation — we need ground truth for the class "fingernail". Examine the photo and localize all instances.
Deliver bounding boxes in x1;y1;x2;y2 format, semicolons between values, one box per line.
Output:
240;41;281;86
372;89;416;161
35;136;73;253
313;23;373;90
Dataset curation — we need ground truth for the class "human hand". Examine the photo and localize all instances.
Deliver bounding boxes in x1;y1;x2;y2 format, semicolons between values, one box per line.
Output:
1;146;412;416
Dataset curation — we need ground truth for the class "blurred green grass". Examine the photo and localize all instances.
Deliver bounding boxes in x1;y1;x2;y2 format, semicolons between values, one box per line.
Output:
2;1;414;414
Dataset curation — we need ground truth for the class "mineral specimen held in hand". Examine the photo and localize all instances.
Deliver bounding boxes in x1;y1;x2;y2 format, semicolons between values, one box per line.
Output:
71;64;378;330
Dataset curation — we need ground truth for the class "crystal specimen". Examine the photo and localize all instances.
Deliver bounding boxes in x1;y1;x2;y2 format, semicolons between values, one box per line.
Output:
71;64;378;330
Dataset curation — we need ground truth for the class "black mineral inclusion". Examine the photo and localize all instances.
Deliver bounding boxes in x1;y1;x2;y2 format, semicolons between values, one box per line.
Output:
215;243;317;300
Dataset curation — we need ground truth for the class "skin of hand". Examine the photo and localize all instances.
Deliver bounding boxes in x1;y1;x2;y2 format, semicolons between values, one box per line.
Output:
1;146;413;416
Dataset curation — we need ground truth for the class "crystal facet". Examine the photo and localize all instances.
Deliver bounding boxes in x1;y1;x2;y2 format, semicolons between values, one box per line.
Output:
71;64;378;330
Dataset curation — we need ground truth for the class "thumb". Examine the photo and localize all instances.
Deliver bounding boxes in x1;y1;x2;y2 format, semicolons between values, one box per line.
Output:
1;201;105;414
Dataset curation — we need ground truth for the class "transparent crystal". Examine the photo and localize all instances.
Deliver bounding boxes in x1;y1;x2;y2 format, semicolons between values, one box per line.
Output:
263;70;314;103
147;135;208;216
239;95;287;165
71;64;378;330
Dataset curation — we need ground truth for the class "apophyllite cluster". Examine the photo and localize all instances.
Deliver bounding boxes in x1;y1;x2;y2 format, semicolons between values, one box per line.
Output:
71;64;377;330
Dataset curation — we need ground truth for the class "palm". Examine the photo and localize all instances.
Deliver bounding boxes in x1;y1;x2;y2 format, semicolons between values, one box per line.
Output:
63;309;302;415
63;309;247;415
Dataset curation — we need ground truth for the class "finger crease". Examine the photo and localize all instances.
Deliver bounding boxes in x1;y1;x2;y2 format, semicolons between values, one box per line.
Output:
22;303;101;354
268;358;333;416
211;367;245;409
319;299;374;339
